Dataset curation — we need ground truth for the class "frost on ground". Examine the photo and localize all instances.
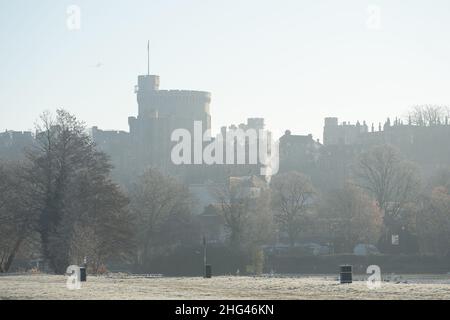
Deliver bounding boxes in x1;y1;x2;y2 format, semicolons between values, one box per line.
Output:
0;274;449;300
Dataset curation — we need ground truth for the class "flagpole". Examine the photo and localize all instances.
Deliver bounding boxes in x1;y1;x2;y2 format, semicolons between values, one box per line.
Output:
203;235;207;275
147;41;150;76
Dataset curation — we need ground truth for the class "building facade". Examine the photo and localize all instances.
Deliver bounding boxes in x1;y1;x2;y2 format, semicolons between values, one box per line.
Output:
92;73;212;184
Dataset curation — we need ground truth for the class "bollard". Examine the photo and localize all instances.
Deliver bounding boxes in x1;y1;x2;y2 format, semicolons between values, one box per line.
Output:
205;264;212;278
340;265;352;284
80;267;87;282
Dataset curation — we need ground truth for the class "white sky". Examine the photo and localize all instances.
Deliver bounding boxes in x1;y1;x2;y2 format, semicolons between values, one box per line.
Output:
1;0;450;141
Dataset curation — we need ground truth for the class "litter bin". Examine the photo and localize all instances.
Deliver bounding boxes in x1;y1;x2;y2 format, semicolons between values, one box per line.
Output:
205;265;212;278
80;267;87;282
340;265;352;284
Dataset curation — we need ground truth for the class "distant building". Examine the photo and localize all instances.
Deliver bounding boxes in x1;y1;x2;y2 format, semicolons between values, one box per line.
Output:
129;74;211;173
279;130;322;174
322;116;450;182
0;130;34;161
91;73;211;184
2;64;449;201
323;117;369;146
91;127;133;183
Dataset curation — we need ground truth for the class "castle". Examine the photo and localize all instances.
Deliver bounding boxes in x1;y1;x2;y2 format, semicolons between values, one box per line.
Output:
0;130;34;161
322;116;450;176
91;73;212;184
1;71;449;191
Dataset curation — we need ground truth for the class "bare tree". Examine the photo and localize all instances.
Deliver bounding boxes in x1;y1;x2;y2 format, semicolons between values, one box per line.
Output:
0;162;38;273
130;169;194;271
354;145;421;246
408;105;450;126
213;176;273;251
416;169;450;256
25;109;132;273
213;182;250;250
416;187;450;256
66;168;134;274
319;183;382;253
270;172;316;247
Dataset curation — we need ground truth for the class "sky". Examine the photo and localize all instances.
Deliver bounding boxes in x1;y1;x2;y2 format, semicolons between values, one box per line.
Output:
1;0;450;141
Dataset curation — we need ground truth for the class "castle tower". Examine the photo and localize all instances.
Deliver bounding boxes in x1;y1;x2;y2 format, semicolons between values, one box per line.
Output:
127;43;212;173
323;117;338;145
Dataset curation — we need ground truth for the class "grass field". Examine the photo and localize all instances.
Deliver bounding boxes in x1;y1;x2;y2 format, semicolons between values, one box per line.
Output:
0;274;449;300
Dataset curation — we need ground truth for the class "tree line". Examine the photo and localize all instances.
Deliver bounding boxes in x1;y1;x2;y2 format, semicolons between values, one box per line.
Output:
1;109;449;274
0;110;197;273
216;144;449;259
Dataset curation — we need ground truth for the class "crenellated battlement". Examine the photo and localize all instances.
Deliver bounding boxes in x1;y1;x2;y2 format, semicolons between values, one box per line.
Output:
323;116;450;147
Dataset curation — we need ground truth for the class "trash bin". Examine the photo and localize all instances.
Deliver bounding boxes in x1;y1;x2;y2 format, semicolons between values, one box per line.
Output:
340;265;352;284
80;267;87;282
205;265;212;278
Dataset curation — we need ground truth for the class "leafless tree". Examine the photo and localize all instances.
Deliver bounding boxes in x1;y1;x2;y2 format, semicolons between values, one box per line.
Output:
213;182;250;250
213;176;274;251
130;169;194;271
66;169;134;274
319;183;382;253
415;169;450;256
408;105;450;126
25;109;133;273
0;162;38;273
354;145;421;245
270;172;316;247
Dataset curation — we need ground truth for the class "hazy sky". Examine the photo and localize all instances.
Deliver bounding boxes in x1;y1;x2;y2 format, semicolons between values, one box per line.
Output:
1;0;450;140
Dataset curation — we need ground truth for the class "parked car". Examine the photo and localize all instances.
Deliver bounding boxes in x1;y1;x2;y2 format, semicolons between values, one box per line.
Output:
353;244;380;256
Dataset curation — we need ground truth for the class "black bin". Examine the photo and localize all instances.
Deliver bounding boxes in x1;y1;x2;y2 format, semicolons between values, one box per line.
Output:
340;265;352;284
80;267;87;282
205;265;212;278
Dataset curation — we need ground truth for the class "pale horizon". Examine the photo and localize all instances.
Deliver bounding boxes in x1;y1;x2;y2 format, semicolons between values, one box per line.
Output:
1;0;450;141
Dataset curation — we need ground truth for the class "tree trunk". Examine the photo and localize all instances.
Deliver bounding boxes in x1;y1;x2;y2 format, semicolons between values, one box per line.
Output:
2;237;25;273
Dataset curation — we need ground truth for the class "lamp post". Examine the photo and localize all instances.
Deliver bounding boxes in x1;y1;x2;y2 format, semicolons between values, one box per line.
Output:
80;256;87;282
203;235;212;278
203;235;206;261
203;235;207;272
